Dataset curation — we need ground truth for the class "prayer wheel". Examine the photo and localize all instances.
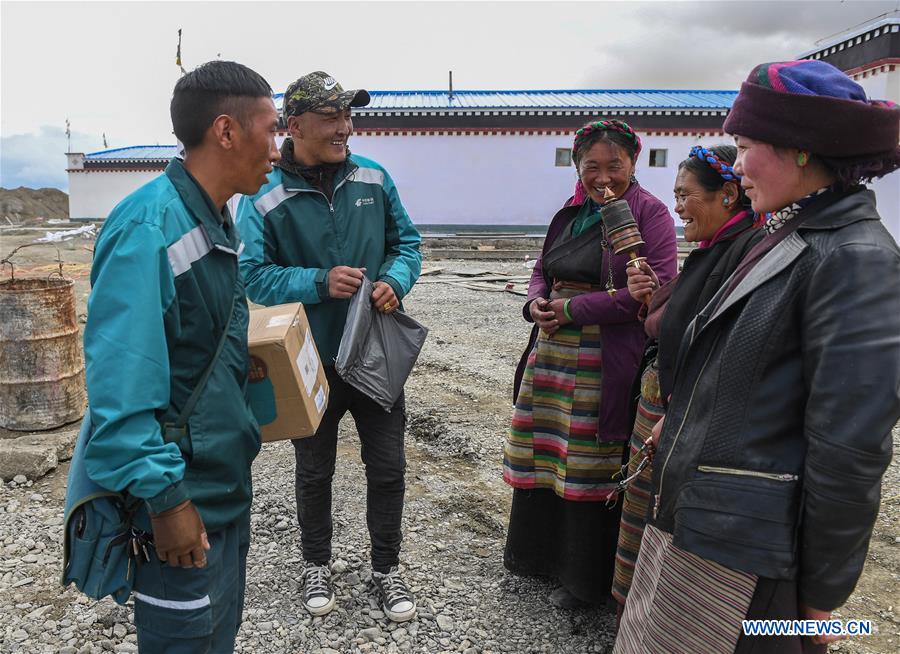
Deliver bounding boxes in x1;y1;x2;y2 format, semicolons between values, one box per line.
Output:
600;199;650;303
0;277;86;430
601;199;646;265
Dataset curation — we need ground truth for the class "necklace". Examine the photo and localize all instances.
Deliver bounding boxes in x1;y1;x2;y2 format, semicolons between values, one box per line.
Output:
600;226;616;296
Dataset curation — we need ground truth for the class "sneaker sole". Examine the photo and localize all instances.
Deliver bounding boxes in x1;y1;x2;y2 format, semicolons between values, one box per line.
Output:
305;594;336;617
384;604;416;623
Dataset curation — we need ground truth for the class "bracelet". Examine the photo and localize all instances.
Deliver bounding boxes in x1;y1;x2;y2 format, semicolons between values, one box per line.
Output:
563;299;574;322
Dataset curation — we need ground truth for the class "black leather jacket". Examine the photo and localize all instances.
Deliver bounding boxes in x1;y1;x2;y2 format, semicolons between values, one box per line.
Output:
650;188;900;612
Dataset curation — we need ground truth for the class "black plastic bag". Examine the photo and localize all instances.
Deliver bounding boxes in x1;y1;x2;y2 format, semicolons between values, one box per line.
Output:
335;277;428;411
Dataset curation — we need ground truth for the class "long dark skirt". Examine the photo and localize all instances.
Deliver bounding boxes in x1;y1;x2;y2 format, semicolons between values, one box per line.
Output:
734;578;827;654
503;487;623;606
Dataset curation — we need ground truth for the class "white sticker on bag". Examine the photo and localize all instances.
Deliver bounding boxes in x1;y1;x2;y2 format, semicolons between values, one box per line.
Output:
266;314;293;329
315;386;326;414
296;334;319;396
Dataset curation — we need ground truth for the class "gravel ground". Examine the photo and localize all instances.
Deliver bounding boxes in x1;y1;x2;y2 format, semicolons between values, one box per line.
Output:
0;257;897;653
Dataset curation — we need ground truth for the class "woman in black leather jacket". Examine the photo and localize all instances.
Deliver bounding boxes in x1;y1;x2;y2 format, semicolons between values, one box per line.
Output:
615;60;900;654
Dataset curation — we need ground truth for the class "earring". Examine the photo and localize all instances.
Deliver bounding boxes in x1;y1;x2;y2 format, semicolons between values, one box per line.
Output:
797;151;809;167
723;199;729;205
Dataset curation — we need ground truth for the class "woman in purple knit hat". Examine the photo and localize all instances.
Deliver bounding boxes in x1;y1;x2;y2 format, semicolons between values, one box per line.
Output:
503;120;677;609
615;60;900;654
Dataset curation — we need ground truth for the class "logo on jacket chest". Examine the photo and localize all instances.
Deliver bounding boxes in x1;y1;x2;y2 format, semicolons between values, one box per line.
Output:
355;197;375;207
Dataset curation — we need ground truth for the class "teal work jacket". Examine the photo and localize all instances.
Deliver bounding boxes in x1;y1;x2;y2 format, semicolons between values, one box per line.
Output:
236;153;422;364
82;158;261;531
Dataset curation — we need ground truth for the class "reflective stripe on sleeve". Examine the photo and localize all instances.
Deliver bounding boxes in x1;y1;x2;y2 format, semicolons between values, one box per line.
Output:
254;184;297;216
167;226;213;277
352;166;385;186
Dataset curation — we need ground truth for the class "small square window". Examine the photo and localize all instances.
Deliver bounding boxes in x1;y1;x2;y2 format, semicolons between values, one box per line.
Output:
555;148;572;167
649;149;668;167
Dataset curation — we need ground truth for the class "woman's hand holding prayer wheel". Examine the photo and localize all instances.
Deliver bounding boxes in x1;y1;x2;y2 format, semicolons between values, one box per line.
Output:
626;260;659;303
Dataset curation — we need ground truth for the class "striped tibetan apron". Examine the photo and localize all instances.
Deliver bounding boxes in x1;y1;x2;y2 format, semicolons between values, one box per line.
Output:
503;216;625;502
612;359;665;604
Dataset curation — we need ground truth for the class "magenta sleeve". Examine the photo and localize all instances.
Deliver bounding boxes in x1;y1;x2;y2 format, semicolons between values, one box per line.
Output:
522;254;550;322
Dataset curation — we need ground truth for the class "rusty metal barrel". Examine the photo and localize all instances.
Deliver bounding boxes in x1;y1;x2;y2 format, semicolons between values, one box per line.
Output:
0;277;86;430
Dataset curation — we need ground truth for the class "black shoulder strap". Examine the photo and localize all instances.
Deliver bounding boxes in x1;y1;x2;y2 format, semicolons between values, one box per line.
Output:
162;294;236;443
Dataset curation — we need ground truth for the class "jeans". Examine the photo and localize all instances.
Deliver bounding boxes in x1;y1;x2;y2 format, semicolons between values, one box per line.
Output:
134;511;250;653
293;367;407;572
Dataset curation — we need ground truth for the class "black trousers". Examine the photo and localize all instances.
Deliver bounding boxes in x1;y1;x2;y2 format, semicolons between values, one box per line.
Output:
292;367;407;572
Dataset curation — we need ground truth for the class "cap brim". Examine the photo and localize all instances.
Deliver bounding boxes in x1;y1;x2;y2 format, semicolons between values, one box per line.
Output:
307;89;372;114
346;89;370;108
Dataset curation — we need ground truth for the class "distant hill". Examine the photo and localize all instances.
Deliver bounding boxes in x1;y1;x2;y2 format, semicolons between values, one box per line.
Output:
0;187;69;225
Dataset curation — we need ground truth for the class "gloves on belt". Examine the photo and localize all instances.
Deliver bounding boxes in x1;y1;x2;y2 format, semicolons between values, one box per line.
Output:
149;499;210;568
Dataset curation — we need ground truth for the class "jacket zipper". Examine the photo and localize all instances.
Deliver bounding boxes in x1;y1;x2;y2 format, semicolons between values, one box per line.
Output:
288;170;354;214
653;344;716;520
697;465;798;482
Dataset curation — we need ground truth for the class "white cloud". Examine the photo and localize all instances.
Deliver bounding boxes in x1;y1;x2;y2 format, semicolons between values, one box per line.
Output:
1;0;895;189
1;126;104;190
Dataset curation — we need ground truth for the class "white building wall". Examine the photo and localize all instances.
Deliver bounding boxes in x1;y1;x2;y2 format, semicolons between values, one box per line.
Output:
351;132;732;226
855;69;900;243
68;170;162;220
70;128;898;240
870;160;900;244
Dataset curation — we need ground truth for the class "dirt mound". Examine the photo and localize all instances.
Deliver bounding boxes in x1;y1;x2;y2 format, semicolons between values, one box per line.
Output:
0;187;69;225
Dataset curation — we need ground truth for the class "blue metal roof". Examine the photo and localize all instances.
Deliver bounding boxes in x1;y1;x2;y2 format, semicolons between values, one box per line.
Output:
86;145;177;160
84;89;736;161
272;89;737;112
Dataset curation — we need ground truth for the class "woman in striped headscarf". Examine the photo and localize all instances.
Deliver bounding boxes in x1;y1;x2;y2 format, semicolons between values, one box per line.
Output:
611;144;761;619
503;120;677;609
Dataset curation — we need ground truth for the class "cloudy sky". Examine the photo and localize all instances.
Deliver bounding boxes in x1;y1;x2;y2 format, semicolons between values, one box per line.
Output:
2;0;897;190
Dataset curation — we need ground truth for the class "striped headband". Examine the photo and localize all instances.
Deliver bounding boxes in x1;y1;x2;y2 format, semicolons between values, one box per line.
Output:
572;120;642;159
689;145;741;182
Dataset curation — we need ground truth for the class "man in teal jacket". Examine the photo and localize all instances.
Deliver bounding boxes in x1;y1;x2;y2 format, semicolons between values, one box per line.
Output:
237;71;421;622
81;61;280;652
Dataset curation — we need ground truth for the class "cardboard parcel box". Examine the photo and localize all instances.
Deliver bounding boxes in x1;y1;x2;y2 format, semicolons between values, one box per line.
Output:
247;303;329;442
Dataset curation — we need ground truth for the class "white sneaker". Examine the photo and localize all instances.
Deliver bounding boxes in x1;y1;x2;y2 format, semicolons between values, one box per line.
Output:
372;566;416;622
302;563;335;616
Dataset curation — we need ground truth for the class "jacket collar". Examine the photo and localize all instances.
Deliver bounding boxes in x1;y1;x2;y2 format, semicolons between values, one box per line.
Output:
276;138;359;192
700;210;757;248
165;158;238;252
693;187;877;337
703;231;808;330
796;187;876;231
545;180;645;260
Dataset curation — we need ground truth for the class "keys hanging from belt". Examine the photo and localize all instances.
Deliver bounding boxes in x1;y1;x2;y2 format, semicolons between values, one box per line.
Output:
606;437;656;507
130;527;153;564
125;528;154;580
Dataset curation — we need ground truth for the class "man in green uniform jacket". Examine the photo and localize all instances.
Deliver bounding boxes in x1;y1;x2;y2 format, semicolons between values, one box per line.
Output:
81;61;280;652
237;71;421;622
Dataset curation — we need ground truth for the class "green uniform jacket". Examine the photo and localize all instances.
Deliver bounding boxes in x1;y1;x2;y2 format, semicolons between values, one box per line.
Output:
83;159;261;532
236;153;422;364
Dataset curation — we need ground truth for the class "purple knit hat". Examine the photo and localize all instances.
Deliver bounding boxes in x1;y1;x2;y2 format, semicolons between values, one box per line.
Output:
723;60;899;161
